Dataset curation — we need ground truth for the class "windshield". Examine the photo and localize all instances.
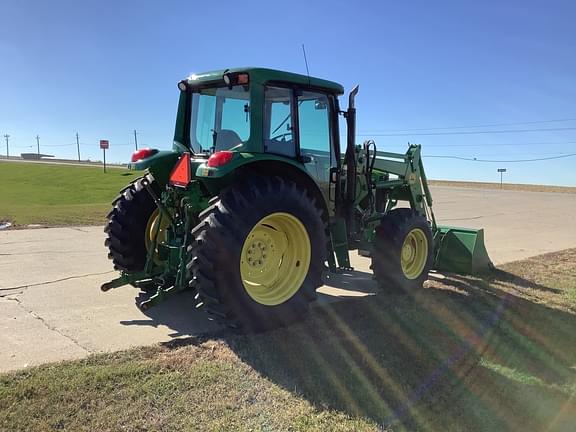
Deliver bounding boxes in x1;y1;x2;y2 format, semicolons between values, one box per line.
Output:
189;85;250;153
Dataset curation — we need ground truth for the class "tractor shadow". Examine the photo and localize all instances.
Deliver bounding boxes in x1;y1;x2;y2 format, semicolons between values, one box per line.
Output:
321;268;377;292
120;290;222;337
121;268;379;337
127;264;576;430
224;270;576;430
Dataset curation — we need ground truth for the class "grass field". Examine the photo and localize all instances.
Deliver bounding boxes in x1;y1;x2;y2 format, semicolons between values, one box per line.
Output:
0;161;136;226
1;249;575;431
2;160;574;228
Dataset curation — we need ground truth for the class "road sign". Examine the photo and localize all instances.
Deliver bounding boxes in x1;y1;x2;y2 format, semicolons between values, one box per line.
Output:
497;168;507;188
100;140;109;173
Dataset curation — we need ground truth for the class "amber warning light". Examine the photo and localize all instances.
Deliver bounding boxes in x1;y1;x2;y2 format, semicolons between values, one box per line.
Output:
169;153;191;187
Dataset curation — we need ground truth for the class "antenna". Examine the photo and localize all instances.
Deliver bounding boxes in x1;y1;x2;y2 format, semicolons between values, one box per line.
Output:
301;44;311;86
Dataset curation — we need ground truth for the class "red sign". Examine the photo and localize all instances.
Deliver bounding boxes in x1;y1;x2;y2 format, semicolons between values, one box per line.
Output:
99;140;109;149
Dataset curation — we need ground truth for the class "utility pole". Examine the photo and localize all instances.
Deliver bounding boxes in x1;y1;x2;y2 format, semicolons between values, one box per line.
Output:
76;132;81;162
133;129;138;150
3;134;9;159
36;135;40;159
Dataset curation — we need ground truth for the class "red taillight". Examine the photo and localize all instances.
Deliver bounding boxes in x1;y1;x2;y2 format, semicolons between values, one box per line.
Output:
207;151;234;168
131;148;158;162
169;153;191;187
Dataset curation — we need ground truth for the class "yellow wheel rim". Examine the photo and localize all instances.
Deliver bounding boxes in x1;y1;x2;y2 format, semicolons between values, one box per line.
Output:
400;228;428;279
240;212;311;306
144;209;170;264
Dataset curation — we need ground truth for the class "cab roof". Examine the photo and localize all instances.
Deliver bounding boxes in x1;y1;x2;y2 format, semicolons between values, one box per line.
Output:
184;67;344;95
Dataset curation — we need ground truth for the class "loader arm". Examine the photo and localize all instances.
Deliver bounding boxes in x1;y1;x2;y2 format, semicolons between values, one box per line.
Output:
348;143;492;275
372;145;433;220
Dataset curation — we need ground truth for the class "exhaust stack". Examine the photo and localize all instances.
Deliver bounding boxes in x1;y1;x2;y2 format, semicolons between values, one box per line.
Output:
344;85;359;234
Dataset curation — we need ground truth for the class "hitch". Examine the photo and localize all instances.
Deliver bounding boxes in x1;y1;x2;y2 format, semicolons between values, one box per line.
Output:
100;272;157;292
138;285;179;311
101;272;182;311
101;180;196;312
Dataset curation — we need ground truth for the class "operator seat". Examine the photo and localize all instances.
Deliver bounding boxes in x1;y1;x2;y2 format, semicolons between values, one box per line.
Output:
215;129;242;151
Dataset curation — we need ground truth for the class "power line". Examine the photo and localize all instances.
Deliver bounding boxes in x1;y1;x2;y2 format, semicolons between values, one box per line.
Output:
359;127;576;137
360;117;576;133
382;140;576;148
422;141;576;148
423;153;576;163
433;152;575;158
339;135;576;147
34;142;140;148
41;143;77;147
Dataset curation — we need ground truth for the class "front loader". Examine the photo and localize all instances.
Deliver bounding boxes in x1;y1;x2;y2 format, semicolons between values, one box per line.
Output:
102;67;492;332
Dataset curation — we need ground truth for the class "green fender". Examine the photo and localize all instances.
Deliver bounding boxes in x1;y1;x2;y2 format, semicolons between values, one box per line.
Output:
194;152;324;201
130;150;180;187
194;152;307;178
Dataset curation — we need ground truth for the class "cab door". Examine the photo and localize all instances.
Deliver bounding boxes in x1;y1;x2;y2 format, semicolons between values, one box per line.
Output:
297;91;336;205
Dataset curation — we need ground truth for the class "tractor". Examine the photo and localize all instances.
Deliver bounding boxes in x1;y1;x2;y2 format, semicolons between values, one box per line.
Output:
102;67;492;332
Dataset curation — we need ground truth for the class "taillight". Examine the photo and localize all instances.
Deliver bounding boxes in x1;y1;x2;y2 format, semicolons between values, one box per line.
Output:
169;153;191;187
207;151;234;167
131;148;158;162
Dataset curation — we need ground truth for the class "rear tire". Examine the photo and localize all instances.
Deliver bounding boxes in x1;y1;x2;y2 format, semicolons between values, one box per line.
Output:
371;208;433;293
187;177;326;333
104;176;158;272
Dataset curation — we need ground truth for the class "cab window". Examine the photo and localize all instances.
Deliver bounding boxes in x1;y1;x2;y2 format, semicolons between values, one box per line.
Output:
190;85;250;153
298;92;331;154
263;86;295;157
298;91;333;183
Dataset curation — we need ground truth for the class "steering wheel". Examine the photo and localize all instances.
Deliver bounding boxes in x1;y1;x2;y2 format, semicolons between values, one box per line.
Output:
270;132;292;142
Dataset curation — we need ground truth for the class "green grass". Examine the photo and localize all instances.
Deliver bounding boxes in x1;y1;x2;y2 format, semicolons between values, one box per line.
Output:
0;161;137;226
1;250;575;431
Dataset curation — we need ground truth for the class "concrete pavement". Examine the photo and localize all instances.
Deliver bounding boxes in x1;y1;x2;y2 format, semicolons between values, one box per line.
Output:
1;186;575;372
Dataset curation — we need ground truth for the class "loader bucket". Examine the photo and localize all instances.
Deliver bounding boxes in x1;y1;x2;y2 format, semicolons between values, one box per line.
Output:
433;226;493;275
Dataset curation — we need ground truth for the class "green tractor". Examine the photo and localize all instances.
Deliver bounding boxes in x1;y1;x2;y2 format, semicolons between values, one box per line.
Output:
102;67;492;332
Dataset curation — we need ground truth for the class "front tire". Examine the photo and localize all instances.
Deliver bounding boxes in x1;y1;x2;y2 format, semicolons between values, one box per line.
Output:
187;177;326;333
371;208;433;293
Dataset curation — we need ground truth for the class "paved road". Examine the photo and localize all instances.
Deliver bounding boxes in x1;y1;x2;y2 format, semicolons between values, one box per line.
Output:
0;157;126;168
1;186;575;372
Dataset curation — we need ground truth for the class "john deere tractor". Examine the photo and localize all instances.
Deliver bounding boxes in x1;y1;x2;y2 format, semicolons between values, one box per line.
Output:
102;67;492;332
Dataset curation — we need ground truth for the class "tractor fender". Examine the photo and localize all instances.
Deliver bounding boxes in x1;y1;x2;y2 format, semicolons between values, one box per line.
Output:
130;150;180;187
196;155;330;222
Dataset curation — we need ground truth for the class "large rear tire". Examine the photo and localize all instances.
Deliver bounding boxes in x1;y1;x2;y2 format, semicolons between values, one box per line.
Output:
371;208;433;293
187;177;326;333
104;176;159;272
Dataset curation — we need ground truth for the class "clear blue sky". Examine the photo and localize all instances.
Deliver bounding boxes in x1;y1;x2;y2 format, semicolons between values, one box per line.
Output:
1;0;575;185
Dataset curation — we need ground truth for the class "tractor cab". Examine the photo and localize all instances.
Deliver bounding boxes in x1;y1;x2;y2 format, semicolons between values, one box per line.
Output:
168;68;344;207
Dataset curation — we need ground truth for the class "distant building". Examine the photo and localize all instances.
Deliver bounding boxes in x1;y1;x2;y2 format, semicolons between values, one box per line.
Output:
20;153;55;160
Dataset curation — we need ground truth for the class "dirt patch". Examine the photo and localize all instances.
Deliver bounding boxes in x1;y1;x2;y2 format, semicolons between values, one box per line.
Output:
430;179;576;193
